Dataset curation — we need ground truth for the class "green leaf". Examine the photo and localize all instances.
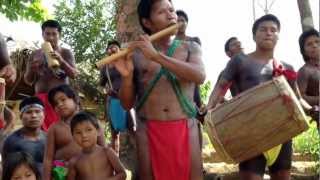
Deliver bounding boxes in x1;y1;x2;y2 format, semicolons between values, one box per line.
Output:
0;0;48;22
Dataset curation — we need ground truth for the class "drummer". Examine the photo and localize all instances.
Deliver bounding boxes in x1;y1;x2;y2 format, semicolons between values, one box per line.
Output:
297;28;320;127
208;14;309;180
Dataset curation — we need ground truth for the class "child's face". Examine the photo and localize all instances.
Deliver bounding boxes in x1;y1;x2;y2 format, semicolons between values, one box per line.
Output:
73;121;98;149
53;92;77;119
11;164;36;180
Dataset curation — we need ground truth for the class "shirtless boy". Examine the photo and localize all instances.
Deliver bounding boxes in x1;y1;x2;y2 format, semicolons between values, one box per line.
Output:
67;111;126;180
43;85;105;180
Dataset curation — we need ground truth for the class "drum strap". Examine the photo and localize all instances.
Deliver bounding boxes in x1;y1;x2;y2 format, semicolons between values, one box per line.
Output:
272;59;297;80
136;40;197;118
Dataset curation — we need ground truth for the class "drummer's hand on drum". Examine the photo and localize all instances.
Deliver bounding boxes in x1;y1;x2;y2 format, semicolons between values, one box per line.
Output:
131;35;160;62
0;64;16;84
308;105;319;128
299;98;312;111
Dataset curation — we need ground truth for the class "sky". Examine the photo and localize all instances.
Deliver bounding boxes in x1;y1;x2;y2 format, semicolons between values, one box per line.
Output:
0;0;319;85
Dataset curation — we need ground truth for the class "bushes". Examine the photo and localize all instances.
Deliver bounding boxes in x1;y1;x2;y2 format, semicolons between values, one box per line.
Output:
293;119;320;172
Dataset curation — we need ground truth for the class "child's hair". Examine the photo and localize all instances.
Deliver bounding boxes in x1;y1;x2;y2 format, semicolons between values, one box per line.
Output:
2;152;41;180
48;84;79;107
70;111;100;134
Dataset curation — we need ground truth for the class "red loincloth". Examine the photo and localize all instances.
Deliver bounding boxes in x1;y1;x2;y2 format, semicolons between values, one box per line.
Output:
147;119;190;180
0;117;4;129
36;93;59;131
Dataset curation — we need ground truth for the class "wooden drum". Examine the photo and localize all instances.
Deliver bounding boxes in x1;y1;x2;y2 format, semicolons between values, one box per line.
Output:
205;76;308;163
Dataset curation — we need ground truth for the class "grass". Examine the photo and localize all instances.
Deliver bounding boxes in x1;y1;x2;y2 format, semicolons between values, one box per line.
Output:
293;119;320;173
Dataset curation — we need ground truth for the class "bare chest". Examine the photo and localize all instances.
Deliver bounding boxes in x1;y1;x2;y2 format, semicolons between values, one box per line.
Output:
76;151;112;178
54;125;74;148
138;47;189;86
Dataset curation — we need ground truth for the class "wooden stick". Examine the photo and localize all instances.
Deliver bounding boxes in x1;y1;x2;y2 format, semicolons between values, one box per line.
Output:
95;23;181;68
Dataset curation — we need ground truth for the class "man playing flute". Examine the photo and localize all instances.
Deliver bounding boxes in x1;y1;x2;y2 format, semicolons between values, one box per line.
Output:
112;0;205;179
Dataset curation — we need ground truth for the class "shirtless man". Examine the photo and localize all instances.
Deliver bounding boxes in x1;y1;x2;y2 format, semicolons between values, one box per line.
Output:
214;37;244;99
43;85;106;180
208;14;304;180
113;0;205;179
175;9;203;114
24;20;78;131
0;33;16;84
297;28;320;127
2;96;46;174
100;40;127;155
0;33;16;146
175;9;201;46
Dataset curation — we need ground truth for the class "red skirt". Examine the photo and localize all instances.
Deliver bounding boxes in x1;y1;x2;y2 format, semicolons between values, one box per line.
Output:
36;93;59;131
147;119;190;180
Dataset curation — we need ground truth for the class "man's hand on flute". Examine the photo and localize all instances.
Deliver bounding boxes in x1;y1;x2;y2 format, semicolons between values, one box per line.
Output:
111;50;134;78
129;35;160;62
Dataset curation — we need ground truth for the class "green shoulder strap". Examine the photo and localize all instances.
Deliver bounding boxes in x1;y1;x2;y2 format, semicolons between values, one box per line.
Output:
136;40;196;118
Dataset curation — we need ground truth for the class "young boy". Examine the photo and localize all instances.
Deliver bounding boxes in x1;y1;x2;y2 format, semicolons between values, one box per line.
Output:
67;111;126;180
43;85;105;180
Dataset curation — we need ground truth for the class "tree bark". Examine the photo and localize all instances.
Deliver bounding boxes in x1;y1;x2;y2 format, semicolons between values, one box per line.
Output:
297;0;314;31
116;0;142;43
115;0;141;179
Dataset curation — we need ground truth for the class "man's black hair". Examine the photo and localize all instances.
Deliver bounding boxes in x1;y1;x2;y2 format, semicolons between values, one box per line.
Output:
224;37;237;53
138;0;172;35
252;14;280;36
19;96;44;112
41;20;62;33
176;10;188;22
299;28;320;62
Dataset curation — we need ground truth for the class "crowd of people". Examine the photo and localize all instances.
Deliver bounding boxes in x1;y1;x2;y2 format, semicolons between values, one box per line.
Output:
0;0;319;180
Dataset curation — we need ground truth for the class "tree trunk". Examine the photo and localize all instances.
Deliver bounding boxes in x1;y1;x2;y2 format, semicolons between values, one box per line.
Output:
297;0;314;31
115;0;141;179
116;0;142;42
